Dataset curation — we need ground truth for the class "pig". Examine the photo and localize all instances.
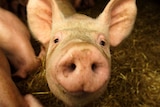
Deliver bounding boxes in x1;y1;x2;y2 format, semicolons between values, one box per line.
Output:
0;7;42;107
0;49;42;107
24;94;43;107
0;7;40;78
0;49;29;107
27;0;137;106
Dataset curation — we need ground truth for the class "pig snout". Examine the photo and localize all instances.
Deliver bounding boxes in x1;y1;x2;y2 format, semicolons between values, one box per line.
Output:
56;42;110;94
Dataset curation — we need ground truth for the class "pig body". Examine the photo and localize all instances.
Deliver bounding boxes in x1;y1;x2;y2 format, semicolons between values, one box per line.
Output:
0;49;29;107
0;8;40;78
0;49;42;107
0;7;42;107
27;0;137;106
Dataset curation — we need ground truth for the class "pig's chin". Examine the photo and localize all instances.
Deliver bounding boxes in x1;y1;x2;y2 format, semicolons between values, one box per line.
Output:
61;86;92;98
56;82;107;107
62;86;105;99
66;91;90;97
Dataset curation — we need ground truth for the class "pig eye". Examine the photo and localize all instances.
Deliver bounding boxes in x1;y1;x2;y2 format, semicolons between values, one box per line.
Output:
54;38;59;43
97;34;106;46
99;40;105;46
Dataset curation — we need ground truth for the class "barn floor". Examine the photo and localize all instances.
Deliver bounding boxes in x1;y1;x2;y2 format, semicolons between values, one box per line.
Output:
14;0;160;107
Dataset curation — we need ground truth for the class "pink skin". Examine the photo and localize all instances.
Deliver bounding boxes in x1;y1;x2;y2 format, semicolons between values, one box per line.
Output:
56;43;110;93
0;49;41;107
46;32;111;106
0;49;29;107
0;7;41;107
27;0;137;106
24;94;43;107
0;8;40;78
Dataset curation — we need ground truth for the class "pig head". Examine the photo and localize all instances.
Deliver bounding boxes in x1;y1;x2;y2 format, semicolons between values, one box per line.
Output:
27;0;137;106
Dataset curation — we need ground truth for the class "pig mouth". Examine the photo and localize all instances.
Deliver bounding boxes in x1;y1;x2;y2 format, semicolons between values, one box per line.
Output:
63;90;91;98
58;78;108;99
59;82;108;105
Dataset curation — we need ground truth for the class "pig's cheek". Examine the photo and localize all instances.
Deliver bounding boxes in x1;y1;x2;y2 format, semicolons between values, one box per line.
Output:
102;47;111;60
46;61;61;85
47;62;69;92
46;66;65;95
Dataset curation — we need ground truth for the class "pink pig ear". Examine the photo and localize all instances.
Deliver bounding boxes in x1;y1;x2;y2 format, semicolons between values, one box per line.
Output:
97;0;137;46
27;0;64;45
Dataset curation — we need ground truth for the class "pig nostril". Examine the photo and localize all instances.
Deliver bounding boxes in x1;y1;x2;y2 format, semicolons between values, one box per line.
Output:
91;63;97;71
54;38;59;43
69;63;76;71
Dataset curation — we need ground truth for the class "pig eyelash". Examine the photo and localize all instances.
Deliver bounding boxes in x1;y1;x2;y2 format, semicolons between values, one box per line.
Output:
54;38;59;43
99;40;105;46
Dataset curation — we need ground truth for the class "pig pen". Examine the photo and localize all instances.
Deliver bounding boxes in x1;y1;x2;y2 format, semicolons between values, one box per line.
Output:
1;0;160;106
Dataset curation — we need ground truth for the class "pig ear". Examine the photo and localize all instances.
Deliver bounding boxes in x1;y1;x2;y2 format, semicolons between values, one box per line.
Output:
97;0;137;46
27;0;64;45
